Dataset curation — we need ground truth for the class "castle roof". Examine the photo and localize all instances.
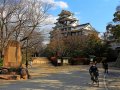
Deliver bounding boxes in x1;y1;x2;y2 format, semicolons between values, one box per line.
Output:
58;10;73;16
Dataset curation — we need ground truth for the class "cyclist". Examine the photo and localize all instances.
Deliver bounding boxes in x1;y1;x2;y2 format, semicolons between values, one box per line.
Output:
89;62;99;86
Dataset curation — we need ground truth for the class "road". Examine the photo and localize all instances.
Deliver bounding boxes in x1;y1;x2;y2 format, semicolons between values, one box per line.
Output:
0;65;106;90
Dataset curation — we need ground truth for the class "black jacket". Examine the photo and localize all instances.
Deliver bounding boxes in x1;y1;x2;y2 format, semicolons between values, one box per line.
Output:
89;65;99;76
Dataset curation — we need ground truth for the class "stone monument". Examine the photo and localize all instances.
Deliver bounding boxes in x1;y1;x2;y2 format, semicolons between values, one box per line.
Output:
3;40;22;68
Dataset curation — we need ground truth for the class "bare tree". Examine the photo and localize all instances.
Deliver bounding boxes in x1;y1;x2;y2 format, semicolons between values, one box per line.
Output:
0;0;53;58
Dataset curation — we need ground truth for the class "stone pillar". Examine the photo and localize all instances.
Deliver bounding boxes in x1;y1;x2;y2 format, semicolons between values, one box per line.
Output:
3;40;22;68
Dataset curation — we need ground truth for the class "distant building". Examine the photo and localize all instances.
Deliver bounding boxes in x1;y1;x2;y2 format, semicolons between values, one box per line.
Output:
50;10;98;42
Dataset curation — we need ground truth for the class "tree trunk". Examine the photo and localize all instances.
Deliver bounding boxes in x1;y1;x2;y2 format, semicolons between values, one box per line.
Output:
115;52;120;67
0;51;2;58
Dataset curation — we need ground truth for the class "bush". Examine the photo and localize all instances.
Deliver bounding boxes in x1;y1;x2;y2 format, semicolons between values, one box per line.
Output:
70;57;89;65
0;58;3;67
9;68;17;72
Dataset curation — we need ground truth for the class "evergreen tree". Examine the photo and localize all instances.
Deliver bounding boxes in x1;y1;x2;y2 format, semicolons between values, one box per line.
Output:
106;5;120;67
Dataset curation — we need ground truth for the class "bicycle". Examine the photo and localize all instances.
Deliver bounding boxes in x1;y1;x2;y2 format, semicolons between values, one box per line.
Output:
90;73;99;86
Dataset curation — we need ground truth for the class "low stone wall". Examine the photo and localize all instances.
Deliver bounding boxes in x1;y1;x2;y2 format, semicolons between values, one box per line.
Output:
32;57;50;64
0;75;20;80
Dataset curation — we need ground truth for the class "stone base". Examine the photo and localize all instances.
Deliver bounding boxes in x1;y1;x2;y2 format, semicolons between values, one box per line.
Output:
32;57;50;64
22;75;28;79
0;75;20;80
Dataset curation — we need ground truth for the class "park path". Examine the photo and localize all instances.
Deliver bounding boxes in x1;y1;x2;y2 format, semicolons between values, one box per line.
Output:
0;58;120;90
0;66;106;90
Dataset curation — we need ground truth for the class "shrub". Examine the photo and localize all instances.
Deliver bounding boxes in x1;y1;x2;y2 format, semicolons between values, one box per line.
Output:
0;58;3;67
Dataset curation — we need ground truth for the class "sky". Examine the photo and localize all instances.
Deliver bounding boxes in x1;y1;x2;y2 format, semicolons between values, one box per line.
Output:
47;0;120;33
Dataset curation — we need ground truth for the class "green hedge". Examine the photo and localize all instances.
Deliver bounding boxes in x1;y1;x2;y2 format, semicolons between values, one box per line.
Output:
0;58;3;67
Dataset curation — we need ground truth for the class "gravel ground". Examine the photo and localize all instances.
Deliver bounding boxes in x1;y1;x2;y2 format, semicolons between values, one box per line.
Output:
0;63;120;90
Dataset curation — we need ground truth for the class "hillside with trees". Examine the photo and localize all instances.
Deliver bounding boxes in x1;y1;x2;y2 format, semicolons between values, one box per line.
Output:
106;5;120;67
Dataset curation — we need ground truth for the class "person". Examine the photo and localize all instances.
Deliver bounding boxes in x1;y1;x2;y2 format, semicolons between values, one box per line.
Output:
102;61;108;74
94;60;97;65
19;64;31;79
29;60;33;68
89;62;99;86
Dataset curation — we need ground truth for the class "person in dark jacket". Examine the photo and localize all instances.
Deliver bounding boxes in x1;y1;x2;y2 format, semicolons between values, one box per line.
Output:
102;61;108;74
89;62;99;86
